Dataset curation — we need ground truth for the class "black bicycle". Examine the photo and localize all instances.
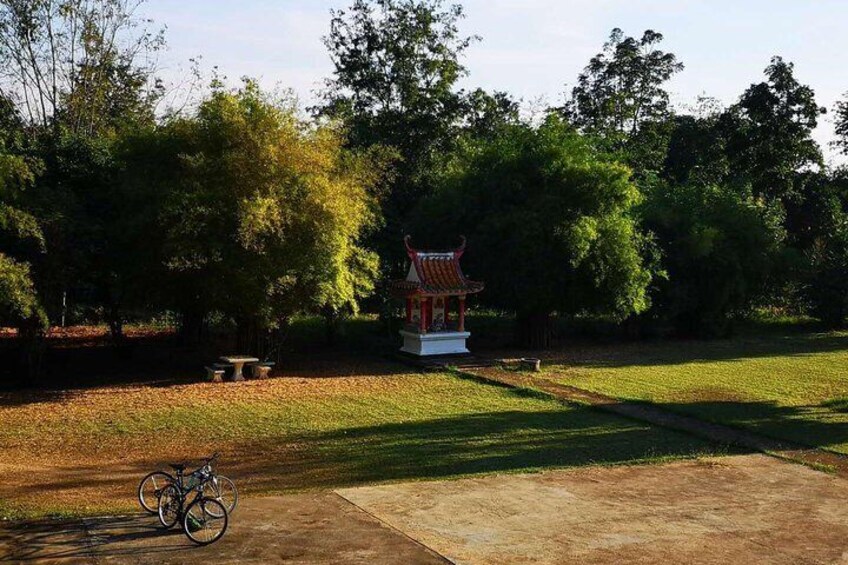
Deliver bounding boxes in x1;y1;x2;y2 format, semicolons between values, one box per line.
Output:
138;453;238;516
156;461;229;545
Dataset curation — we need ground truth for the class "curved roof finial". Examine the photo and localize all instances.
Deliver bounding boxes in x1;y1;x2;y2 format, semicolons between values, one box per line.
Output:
404;234;415;254
455;235;467;258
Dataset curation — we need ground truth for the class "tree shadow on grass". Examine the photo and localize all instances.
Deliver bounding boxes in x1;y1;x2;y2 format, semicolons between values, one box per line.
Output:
228;407;735;493
499;330;848;369
650;399;848;455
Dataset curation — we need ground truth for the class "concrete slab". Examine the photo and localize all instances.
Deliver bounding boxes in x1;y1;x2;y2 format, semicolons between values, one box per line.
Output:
337;454;848;564
0;493;446;564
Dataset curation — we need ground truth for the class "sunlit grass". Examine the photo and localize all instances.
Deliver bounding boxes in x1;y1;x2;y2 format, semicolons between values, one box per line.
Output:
538;330;848;453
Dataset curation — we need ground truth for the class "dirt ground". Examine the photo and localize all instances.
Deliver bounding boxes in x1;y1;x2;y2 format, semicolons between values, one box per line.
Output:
4;454;848;564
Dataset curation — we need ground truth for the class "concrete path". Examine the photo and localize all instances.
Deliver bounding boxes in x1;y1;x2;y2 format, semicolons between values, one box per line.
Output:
338;454;848;564
0;493;446;564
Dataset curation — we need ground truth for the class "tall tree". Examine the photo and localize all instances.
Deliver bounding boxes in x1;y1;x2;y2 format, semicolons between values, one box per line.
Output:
155;81;385;354
561;28;683;172
836;92;848;158
720;56;825;205
0;95;47;382
0;0;164;135
319;0;475;274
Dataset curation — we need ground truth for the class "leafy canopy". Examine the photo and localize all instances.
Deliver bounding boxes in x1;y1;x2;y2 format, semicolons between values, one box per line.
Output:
319;0;476;272
642;182;785;336
158;80;384;328
563;28;683;158
415;117;651;322
721;56;825;204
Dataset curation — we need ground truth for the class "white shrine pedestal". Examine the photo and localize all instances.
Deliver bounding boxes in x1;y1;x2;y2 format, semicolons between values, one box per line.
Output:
399;329;471;356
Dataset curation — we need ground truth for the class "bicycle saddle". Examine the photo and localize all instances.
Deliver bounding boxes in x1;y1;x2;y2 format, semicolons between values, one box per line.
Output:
168;463;186;472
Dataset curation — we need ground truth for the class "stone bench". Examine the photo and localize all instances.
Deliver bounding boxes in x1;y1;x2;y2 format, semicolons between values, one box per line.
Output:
205;366;225;383
250;361;275;379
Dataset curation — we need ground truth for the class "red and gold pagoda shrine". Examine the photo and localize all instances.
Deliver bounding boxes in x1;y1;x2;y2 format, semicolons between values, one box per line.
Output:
390;236;484;356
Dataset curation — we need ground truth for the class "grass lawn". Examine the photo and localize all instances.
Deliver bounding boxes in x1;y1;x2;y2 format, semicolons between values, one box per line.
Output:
0;354;719;519
530;327;848;454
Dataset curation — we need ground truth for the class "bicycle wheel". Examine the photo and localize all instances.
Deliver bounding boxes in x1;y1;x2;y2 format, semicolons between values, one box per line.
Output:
157;484;181;529
183;497;228;545
138;471;173;514
202;475;238;516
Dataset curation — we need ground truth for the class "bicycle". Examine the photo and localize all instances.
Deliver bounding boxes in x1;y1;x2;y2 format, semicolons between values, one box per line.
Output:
138;453;238;515
157;461;228;545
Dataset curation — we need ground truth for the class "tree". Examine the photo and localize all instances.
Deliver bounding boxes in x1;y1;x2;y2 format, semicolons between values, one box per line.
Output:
155;81;384;354
642;182;785;336
561;28;683;173
0;96;48;382
413;117;651;348
461;88;520;139
720;56;825;205
836;92;848;158
319;0;476;274
662;97;729;186
0;0;164;135
798;169;848;326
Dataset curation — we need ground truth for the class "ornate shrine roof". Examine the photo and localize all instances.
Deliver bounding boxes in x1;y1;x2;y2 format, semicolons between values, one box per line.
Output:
390;236;484;297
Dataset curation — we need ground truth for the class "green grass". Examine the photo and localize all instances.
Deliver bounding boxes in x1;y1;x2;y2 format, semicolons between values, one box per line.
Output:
0;363;722;518
539;329;848;454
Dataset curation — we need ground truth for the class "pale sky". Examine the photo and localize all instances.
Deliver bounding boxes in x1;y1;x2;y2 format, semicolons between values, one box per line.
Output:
145;0;848;165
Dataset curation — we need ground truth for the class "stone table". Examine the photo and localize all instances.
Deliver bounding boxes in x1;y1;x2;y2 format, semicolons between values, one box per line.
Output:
219;355;259;382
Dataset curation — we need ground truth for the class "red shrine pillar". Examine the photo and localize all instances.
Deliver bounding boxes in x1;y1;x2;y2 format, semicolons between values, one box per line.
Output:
458;295;466;332
419;297;428;333
405;297;413;324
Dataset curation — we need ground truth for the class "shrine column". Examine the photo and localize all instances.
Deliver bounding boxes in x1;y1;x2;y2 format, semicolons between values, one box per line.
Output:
419;297;428;333
458;295;466;332
405;297;413;324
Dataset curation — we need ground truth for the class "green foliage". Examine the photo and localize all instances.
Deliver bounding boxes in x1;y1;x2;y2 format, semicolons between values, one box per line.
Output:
319;0;476;273
721;56;825;204
642;183;785;336
804;218;848;327
0;253;46;328
662;98;730;186
836;93;848;158
156;81;383;336
561;28;683;175
414;117;651;342
0;97;46;333
461;89;521;139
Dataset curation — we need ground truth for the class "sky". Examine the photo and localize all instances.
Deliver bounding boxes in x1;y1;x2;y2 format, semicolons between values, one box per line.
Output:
145;0;848;165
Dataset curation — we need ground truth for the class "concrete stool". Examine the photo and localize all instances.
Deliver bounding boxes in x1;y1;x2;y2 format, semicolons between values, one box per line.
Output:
252;365;271;379
205;366;225;382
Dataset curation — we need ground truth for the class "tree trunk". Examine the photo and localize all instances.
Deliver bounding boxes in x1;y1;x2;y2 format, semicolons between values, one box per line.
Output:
516;312;553;349
179;309;206;345
106;303;124;347
17;317;46;386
